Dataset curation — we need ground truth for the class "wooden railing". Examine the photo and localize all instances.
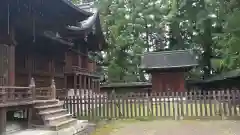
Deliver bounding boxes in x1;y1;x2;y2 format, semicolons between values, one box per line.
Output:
0;86;34;103
0;78;57;104
35;79;56;100
56;88;67;99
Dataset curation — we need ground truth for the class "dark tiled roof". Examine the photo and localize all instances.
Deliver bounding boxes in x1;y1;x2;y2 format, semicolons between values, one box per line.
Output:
187;69;240;85
204;69;240;82
100;82;152;88
140;50;198;70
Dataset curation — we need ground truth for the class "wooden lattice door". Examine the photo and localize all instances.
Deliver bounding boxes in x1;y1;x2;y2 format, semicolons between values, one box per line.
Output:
0;44;9;86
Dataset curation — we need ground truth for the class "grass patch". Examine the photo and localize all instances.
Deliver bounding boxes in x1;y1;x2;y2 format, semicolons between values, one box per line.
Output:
92;123;116;135
91;120;139;135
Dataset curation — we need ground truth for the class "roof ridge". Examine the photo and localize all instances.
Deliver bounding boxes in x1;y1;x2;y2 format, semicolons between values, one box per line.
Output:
143;49;192;55
140;49;198;70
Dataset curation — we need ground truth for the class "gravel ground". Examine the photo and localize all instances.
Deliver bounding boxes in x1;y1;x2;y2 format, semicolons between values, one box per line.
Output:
109;120;240;135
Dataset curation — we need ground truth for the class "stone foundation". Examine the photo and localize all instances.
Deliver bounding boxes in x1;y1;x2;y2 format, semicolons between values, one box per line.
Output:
10;120;96;135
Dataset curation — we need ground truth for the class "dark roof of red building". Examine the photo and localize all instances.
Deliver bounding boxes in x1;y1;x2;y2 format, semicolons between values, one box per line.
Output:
101;82;152;88
140;50;198;70
188;69;240;84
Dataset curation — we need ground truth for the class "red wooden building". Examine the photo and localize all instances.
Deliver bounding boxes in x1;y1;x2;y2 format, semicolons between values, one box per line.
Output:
140;50;197;92
0;0;105;134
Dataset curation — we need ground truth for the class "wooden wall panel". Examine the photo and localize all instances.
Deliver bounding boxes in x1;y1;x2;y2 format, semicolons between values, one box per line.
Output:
151;72;185;92
54;77;64;89
33;76;51;87
0;44;9;86
15;74;28;86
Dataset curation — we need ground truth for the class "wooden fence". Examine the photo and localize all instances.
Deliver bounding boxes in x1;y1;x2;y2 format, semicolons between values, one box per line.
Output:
60;90;240;120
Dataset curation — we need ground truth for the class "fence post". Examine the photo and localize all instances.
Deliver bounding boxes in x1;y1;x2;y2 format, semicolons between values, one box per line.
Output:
218;90;225;120
51;79;56;100
29;78;36;100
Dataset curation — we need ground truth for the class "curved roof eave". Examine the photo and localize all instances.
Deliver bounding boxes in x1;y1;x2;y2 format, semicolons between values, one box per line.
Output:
66;8;98;31
61;0;93;17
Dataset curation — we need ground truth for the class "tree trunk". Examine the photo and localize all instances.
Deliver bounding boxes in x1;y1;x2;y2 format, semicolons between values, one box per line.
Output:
202;18;212;78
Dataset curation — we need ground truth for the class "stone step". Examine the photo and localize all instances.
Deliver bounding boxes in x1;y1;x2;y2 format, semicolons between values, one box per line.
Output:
35;99;59;107
49;118;78;131
39;109;68;119
39;108;67;115
45;114;72;125
34;103;63;112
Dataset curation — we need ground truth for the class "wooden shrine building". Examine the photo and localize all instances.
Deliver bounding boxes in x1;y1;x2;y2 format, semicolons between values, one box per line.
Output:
140;50;198;92
0;0;105;134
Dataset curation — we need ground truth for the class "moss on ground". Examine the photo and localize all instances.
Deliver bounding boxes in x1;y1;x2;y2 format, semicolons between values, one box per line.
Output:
91;119;148;135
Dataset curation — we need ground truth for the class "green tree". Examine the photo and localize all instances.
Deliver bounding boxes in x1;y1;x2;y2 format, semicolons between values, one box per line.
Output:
96;0;172;82
74;0;240;82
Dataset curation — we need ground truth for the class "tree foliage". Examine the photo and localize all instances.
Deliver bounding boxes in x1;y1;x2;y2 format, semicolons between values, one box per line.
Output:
73;0;240;82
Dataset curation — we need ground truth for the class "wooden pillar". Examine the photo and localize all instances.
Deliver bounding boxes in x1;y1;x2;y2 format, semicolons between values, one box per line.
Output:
95;79;100;93
74;74;77;95
94;80;97;93
8;45;15;86
91;79;94;92
48;59;52;74
88;77;91;91
27;55;32;84
95;80;97;93
64;52;70;71
83;75;87;97
50;59;54;81
78;75;82;95
27;107;33;128
98;80;100;93
83;75;86;91
78;53;82;67
8;45;15;100
64;75;67;89
0;107;6;135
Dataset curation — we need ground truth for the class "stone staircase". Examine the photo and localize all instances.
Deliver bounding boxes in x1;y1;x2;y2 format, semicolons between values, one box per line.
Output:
34;100;77;130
